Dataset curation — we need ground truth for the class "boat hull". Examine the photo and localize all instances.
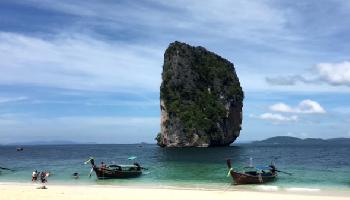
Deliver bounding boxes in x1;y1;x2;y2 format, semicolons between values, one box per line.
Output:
93;167;142;179
229;171;277;184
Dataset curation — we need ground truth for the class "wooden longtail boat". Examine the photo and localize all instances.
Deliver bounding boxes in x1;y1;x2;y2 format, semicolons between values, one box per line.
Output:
85;158;144;179
226;159;277;184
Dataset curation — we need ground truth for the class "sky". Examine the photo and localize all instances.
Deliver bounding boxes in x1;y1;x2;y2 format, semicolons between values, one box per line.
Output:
0;0;350;144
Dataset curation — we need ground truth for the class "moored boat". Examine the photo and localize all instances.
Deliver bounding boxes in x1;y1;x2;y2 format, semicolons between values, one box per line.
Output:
226;159;277;184
0;166;14;172
85;157;145;179
16;147;23;151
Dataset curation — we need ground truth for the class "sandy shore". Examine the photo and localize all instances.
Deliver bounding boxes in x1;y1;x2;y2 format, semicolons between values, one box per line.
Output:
0;183;348;200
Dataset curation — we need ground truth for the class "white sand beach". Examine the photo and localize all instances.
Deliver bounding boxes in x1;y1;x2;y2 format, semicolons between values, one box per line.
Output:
0;183;348;200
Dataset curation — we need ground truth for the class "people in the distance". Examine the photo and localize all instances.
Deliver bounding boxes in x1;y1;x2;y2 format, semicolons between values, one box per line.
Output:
72;172;79;179
100;162;107;170
32;170;38;182
40;171;48;183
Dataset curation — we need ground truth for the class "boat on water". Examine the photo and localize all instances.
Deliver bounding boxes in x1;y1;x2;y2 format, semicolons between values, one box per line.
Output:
226;159;278;184
16;147;23;151
0;166;15;176
0;166;14;172
85;157;145;179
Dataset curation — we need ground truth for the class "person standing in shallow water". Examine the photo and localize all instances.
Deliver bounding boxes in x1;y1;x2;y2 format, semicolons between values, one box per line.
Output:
40;171;48;183
32;170;38;182
72;172;79;179
100;162;106;170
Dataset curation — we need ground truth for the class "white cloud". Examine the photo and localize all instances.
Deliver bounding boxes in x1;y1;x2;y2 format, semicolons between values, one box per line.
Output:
266;61;350;88
3;0;339;94
167;0;289;42
20;0;295;46
269;103;294;113
252;113;298;122
298;100;326;114
0;96;28;104
0;32;163;92
270;99;326;114
265;75;313;86
315;61;350;86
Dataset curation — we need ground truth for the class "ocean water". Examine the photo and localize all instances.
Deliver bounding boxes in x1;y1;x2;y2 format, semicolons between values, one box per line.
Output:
0;143;349;192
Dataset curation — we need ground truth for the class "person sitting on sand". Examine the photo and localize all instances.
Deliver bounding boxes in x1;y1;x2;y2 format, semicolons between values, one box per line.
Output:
32;170;38;182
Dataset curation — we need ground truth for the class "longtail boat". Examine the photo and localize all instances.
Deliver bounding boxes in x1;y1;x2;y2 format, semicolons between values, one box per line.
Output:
16;147;24;151
0;166;14;172
226;159;277;184
85;157;145;179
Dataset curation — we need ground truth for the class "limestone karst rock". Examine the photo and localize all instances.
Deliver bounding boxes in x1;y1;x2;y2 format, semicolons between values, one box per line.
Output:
156;41;244;147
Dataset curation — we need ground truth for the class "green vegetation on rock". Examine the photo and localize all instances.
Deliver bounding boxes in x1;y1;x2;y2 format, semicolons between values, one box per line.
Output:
158;41;244;147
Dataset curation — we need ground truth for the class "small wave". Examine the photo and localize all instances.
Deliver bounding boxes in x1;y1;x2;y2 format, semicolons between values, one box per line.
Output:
256;185;279;191
285;187;321;192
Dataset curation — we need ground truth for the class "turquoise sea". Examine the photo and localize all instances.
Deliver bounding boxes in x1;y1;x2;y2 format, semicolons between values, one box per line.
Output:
0;143;349;192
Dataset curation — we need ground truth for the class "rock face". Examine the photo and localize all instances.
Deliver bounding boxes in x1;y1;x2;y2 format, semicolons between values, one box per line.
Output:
156;41;244;147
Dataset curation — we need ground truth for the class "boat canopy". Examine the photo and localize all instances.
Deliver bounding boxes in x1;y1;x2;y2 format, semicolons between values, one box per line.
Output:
256;166;272;170
108;164;138;168
243;165;271;172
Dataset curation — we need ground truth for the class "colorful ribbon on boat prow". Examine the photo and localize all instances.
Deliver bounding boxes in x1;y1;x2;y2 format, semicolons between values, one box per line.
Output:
84;157;94;165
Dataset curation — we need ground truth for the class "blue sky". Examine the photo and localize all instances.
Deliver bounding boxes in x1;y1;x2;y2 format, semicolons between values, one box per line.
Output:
1;0;350;144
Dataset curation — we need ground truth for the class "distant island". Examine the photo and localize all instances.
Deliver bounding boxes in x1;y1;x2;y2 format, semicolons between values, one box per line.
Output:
4;140;97;146
252;136;350;145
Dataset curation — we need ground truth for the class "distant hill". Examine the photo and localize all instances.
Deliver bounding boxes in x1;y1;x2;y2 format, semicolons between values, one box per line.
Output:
253;136;350;145
4;140;97;146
